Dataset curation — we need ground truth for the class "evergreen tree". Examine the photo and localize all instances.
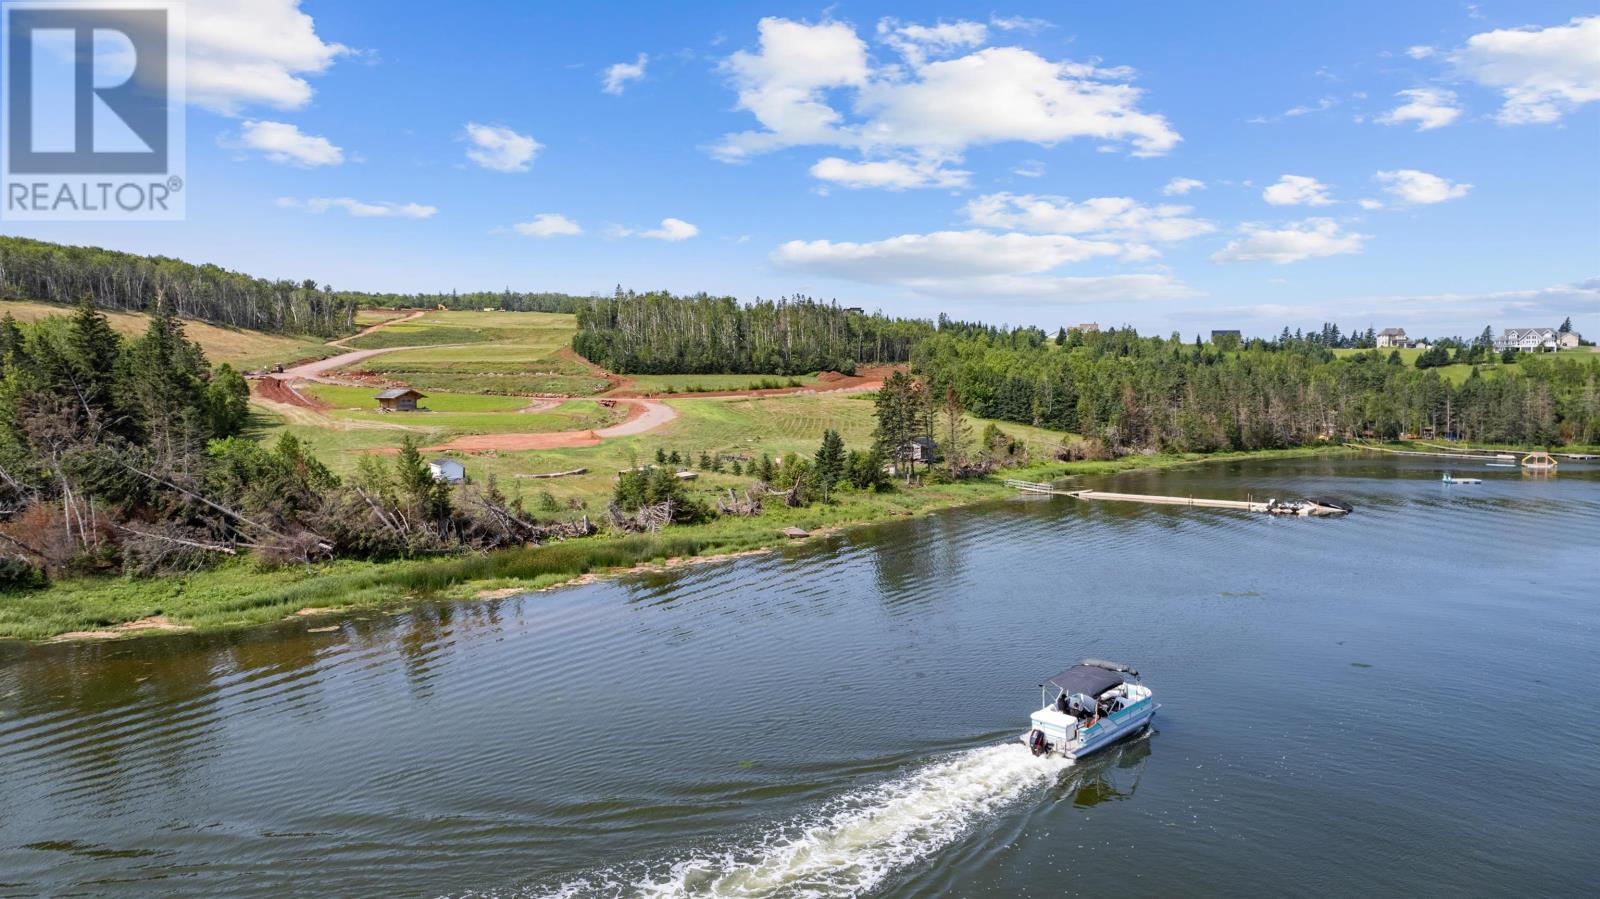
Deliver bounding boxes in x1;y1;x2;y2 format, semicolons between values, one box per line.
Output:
814;429;846;499
654;446;667;465
1559;317;1572;334
1055;327;1067;346
940;385;972;476
756;452;775;482
67;293;124;426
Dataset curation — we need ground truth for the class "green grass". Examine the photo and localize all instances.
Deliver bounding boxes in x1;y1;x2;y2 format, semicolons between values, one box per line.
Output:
337;312;610;396
303;383;532;413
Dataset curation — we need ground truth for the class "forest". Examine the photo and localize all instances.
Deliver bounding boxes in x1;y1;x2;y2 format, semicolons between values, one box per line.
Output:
911;326;1600;451
332;288;592;313
0;237;357;337
572;289;932;374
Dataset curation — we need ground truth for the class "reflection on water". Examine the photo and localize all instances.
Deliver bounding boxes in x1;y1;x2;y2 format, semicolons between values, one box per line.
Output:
1;457;1597;897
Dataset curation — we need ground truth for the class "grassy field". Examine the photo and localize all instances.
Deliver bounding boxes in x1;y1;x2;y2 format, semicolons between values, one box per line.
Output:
2;298;340;369
338;311;610;396
1331;346;1597;386
303;383;534;413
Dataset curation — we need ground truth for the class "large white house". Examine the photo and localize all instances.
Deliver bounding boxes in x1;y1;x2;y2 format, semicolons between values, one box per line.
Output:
1376;327;1409;348
1494;327;1559;353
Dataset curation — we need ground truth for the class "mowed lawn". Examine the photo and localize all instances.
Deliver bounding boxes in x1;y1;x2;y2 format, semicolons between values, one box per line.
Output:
1328;346;1599;386
338;310;611;396
1;298;339;369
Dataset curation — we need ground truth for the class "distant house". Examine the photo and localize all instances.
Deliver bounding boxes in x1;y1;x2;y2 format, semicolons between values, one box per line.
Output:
374;387;426;411
1558;331;1581;349
427;457;466;484
1210;329;1241;341
1376;328;1409;348
841;306;864;314
904;436;941;464
1495;327;1558;353
1075;322;1100;334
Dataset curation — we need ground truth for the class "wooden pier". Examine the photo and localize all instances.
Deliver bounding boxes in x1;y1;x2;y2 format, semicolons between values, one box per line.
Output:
1344;444;1505;461
1005;480;1270;512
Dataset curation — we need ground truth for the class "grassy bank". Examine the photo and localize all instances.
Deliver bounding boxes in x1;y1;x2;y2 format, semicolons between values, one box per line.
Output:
2;445;1346;643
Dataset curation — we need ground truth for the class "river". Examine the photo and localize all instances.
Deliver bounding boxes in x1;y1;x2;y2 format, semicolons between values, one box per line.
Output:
2;456;1596;897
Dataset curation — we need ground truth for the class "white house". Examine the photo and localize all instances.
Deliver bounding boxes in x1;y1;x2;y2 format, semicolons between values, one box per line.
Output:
428;457;466;483
1558;331;1581;349
1495;327;1558;353
1376;327;1409;348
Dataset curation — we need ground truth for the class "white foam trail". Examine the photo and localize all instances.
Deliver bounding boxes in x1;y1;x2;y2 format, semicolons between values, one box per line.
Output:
534;742;1070;898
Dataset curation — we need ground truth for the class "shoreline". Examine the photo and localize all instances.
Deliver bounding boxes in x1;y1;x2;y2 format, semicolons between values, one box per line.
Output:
5;445;1346;644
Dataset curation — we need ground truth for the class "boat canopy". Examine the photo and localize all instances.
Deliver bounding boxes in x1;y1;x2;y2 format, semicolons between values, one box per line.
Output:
1046;663;1131;698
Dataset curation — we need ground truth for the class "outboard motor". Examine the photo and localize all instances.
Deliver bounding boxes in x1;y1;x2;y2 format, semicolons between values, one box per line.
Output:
1028;729;1049;757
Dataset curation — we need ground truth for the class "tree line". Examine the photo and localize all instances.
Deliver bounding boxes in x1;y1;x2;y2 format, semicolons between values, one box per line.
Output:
572;289;933;375
0;236;356;337
331;288;592;314
913;326;1600;451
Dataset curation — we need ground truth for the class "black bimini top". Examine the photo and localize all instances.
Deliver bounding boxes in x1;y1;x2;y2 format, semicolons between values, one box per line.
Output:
1046;664;1130;698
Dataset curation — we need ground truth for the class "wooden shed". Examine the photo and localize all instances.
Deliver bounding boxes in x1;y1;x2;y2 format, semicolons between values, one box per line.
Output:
374;388;426;412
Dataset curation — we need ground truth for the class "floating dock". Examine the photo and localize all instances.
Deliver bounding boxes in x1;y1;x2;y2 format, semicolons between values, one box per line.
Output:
1344;444;1506;461
1005;480;1270;513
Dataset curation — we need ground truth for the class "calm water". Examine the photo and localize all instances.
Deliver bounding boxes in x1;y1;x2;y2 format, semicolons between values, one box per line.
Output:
2;457;1597;897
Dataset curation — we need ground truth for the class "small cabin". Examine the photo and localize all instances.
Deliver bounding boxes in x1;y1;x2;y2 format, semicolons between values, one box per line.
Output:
374;387;426;412
428;457;466;483
904;436;941;463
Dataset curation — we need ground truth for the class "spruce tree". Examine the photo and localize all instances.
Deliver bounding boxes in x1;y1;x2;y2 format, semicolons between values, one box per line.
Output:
814;429;846;498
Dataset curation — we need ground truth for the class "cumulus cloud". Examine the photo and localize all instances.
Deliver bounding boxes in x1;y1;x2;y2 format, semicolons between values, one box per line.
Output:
1262;174;1334;206
189;0;351;114
770;230;1194;300
277;197;437;219
602;53;648;95
1162;177;1205;196
1450;15;1600;124
1377;88;1462;130
809;156;970;189
463;123;541;172
1375;169;1472;204
1406;45;1437;59
1211;219;1368;264
963;193;1215;247
714;16;1179;186
232;120;342;165
877;17;988;65
513;213;582;237
1358;198;1385;210
1013;160;1046;178
631;218;699;241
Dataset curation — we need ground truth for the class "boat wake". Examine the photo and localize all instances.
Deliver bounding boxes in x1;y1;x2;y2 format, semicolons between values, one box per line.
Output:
529;743;1070;898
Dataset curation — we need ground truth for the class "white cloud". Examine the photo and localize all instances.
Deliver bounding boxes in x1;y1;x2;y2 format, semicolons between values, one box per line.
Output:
1374;169;1472;204
463;123;541;172
963;193;1215;245
232;120;342;166
1162;177;1205;196
602;53;648;95
1406;45;1437;59
772;230;1191;300
1263;174;1335;206
1211;219;1368;264
1284;97;1337;117
1013;160;1046;178
188;0;351;114
277;197;437;219
1377;88;1462;130
513;213;582;237
714;17;1179;173
636;218;699;241
877;18;988;65
1358;198;1385;210
1450;15;1600;124
810;156;970;189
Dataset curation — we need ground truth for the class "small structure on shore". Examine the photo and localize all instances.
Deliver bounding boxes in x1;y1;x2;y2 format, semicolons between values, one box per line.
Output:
374;387;426;412
428;457;466;484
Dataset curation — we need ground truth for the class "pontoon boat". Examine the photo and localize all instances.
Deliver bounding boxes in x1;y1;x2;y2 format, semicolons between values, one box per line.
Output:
1442;473;1482;484
1023;660;1157;759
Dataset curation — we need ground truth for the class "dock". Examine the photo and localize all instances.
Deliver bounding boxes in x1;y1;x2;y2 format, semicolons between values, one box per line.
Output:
1005;480;1270;512
1344;444;1505;461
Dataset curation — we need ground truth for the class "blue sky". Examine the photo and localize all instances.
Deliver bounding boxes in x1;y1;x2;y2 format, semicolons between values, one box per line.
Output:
5;0;1597;338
